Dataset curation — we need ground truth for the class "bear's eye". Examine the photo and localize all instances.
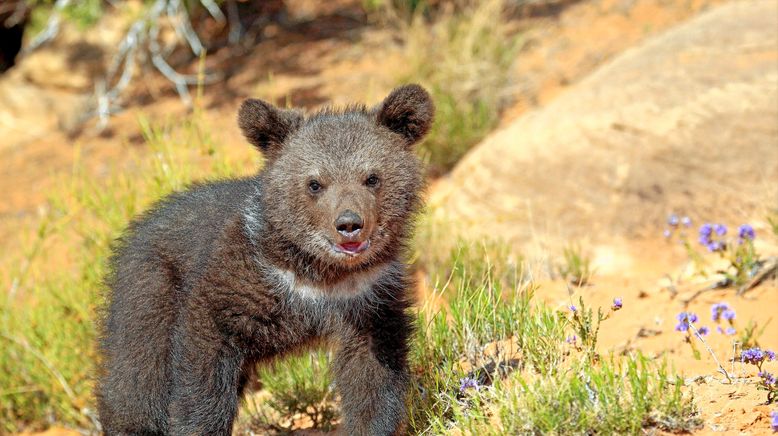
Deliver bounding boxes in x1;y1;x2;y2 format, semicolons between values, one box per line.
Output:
365;174;380;188
308;180;323;193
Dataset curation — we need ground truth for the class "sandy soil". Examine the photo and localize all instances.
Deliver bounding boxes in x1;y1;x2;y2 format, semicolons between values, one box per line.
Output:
533;243;778;434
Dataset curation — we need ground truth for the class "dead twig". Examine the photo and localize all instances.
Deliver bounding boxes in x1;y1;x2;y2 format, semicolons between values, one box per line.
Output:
23;0;227;131
688;322;732;383
22;0;70;53
680;277;732;306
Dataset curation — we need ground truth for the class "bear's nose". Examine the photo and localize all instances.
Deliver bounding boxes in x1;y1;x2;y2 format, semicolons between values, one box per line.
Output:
335;210;363;236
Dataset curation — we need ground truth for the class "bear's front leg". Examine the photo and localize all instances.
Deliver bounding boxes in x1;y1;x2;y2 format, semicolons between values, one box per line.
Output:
333;303;413;436
168;315;245;436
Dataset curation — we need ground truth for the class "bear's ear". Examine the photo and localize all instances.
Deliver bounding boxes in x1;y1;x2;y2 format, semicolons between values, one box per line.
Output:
375;84;434;147
238;98;303;158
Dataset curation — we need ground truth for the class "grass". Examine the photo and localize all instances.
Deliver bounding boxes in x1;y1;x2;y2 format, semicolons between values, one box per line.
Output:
385;0;520;176
0;109;700;434
242;351;338;433
26;0;107;36
768;209;778;237
404;242;700;434
0;106;254;431
559;243;594;286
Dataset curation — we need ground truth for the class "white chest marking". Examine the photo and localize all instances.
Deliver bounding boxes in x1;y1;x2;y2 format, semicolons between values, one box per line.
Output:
272;266;385;302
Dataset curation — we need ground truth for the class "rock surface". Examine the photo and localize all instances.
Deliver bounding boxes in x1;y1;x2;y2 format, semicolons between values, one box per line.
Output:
430;0;778;252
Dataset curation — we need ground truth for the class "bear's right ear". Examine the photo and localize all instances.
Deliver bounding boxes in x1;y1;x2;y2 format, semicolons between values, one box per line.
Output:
238;99;303;159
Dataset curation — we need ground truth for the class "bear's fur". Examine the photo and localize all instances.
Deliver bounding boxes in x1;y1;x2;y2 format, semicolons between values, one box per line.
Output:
96;85;434;435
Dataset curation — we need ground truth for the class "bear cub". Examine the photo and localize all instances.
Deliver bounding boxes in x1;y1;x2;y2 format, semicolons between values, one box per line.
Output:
96;85;434;435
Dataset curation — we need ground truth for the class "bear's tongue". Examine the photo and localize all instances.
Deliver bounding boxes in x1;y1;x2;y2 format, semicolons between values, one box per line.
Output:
339;242;362;253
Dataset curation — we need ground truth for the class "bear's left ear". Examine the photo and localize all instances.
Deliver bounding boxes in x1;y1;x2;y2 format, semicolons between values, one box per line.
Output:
375;84;435;147
238;98;304;159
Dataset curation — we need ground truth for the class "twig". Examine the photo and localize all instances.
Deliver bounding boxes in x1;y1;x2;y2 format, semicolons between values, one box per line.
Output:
6;0;228;130
149;18;191;107
22;0;70;54
168;0;204;56
226;0;243;44
680;277;732;306
79;0;222;129
688;322;732;383
200;0;226;23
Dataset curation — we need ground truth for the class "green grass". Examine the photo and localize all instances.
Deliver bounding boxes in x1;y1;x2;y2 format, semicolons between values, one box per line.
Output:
242;350;338;433
404;241;700;434
559;243;594;286
0;108;253;431
27;0;104;34
491;355;697;434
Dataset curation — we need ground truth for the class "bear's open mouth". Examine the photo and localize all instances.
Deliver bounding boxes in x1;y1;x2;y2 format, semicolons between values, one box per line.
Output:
334;240;370;256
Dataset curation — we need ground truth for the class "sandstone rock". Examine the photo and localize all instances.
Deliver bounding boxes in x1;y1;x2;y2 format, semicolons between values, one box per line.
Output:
431;0;778;255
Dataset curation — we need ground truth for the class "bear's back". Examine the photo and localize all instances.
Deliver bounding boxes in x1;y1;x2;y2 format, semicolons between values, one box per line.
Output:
112;177;258;293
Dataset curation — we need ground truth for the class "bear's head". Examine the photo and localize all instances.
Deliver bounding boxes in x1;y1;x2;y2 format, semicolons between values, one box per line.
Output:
239;85;434;274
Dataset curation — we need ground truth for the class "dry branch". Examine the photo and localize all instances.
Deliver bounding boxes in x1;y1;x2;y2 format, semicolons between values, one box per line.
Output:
22;0;233;130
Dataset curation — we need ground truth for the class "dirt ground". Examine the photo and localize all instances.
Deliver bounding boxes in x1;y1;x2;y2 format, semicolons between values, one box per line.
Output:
2;0;776;434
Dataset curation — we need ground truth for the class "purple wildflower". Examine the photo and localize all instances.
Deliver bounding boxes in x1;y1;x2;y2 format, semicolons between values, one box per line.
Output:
771;410;778;432
722;309;736;322
742;348;766;365
711;303;729;322
459;377;479;393
681;216;692;227
714;223;727;236
612;297;623;311
760;371;777;386
725;327;736;336
717;326;724;334
738;224;756;240
675;312;698;332
698;326;710;336
566;335;577;345
569;305;577;313
707;240;724;252
767;350;776;361
668;214;679;227
663;229;672;238
699;223;713;244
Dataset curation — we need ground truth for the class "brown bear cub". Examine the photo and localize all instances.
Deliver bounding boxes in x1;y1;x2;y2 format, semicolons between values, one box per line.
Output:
96;85;434;435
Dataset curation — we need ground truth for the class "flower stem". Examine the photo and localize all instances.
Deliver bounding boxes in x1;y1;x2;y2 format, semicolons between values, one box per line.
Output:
689;322;732;383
